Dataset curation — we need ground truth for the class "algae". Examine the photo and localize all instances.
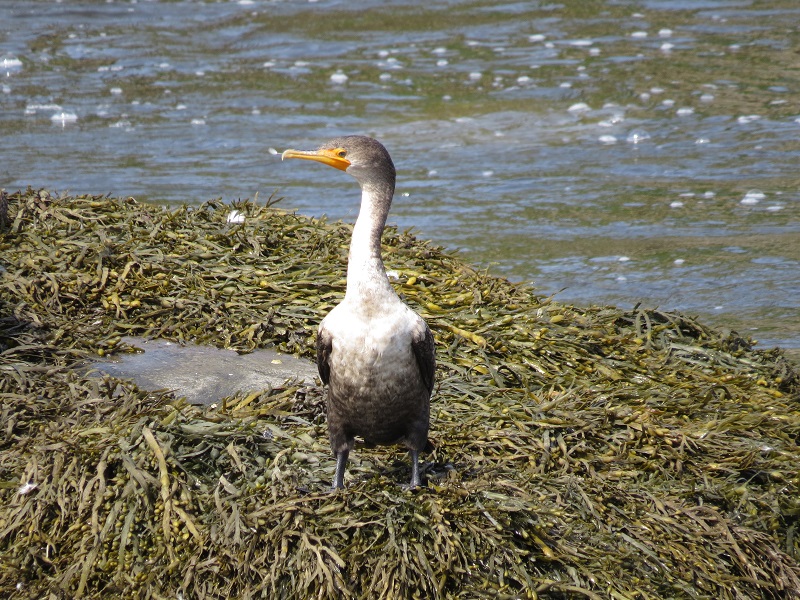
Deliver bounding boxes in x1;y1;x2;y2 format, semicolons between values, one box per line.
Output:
1;188;798;599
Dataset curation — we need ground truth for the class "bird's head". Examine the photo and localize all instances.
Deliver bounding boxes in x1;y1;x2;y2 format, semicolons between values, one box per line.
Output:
282;135;396;194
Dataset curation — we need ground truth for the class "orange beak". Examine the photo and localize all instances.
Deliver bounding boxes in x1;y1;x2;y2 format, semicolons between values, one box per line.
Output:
281;147;350;171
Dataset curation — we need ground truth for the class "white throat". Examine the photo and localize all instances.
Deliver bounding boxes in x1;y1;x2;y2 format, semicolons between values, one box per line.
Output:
345;186;396;301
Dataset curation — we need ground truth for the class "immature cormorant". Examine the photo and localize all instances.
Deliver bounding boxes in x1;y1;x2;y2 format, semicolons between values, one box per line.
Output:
282;135;435;489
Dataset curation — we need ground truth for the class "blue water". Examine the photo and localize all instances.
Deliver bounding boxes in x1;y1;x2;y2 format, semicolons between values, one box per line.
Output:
1;0;798;351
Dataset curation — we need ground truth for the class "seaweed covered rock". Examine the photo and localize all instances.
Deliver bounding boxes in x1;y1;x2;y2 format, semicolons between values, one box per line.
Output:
1;189;799;599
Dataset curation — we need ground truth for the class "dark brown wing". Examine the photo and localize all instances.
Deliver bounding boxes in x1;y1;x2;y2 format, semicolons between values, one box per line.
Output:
316;327;332;385
411;323;436;395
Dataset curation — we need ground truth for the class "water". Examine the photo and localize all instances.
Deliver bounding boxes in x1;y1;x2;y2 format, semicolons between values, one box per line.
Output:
1;0;798;352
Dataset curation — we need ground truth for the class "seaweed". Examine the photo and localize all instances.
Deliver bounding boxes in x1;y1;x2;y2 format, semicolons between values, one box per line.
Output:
1;188;798;599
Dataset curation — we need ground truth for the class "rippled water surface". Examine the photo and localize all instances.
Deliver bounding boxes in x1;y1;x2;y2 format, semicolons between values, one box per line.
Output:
2;0;798;351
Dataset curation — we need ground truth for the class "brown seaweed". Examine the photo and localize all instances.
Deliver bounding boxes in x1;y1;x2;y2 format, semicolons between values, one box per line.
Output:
1;188;798;599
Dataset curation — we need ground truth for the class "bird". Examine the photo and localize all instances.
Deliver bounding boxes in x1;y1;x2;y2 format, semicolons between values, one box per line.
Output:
281;135;435;489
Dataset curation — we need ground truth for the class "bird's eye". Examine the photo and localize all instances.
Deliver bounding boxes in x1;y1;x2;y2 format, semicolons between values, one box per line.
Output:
337;150;347;158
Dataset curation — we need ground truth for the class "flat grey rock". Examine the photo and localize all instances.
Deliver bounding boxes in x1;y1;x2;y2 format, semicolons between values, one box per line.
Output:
92;336;319;405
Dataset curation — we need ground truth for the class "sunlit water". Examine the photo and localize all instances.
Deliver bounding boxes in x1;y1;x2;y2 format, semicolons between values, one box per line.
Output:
1;0;798;352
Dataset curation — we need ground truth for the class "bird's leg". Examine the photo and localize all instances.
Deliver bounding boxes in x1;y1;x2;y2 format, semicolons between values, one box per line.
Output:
409;449;421;488
332;448;350;490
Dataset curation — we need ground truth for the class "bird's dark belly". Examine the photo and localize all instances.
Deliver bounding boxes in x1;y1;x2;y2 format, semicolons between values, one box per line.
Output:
327;371;428;445
323;315;430;448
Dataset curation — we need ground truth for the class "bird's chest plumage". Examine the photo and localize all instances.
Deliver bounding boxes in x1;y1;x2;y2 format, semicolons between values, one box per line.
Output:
323;301;415;391
320;297;427;442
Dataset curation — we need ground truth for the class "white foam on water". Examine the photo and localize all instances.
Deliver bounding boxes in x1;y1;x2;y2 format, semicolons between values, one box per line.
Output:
598;135;617;144
568;102;590;113
2;56;23;70
626;130;650;144
25;103;62;115
737;115;760;124
676;107;694;116
51;111;78;124
330;71;348;84
741;189;765;205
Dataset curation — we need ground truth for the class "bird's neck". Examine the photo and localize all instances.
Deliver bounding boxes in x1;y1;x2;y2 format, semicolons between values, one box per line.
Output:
345;184;395;301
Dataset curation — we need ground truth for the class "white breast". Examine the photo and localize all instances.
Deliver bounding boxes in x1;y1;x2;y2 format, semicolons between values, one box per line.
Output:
321;297;423;390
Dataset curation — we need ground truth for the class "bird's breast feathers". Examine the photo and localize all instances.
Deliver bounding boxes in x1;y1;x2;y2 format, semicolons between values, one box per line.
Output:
321;301;425;377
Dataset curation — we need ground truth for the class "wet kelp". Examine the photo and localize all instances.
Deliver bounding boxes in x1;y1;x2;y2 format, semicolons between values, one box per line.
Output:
1;188;799;599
